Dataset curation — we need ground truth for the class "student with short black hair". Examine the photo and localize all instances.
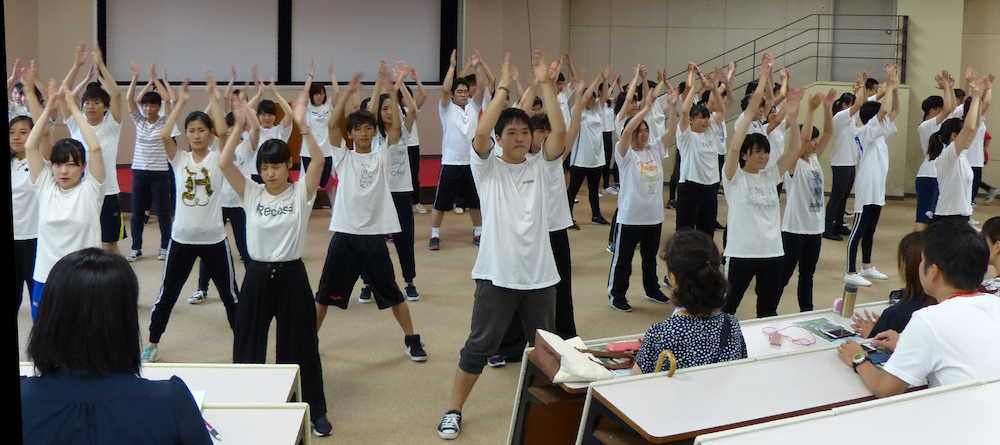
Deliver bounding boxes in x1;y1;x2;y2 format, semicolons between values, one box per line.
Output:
299;59;338;207
566;71;611;226
838;220;1000;397
633;230;747;374
930;72;991;223
11;113;38;314
22;248;211;445
851;231;936;339
823;74;864;240
675;63;725;236
913;70;958;231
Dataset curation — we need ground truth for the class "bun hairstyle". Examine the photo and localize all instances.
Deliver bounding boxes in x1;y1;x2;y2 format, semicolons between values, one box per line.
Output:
927;117;963;161
832;92;856;114
662;230;727;317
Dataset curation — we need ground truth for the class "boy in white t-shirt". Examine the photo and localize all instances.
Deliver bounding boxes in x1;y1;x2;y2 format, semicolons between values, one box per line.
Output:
838;221;1000;396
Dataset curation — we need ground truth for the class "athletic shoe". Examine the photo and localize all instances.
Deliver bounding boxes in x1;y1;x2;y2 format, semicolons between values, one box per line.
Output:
666;199;676;209
822;231;843;241
860;267;889;280
358;286;373;304
187;289;207;305
598;191;604;197
844;273;873;287
971;217;982;226
569;222;581;231
838;225;852;236
405;284;420;302
592;216;611;225
311;416;333;437
988;188;1000;203
414;203;429;214
437;410;462;440
454;207;465;214
157;248;167;260
126;249;142;262
607;243;615;254
487;354;506;368
608;295;632;312
605;186;619;195
574;198;580;204
429;237;441;251
141;344;159;363
404;334;428;362
645;293;670;304
473;234;481;246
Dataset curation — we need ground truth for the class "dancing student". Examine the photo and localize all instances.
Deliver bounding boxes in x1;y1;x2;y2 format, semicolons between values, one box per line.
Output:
299;59;338;208
312;72;428;362
930;72;991;224
721;53;805;318
667;80;688;210
675;63;725;236
823;74;865;240
355;63;421;302
248;72;293;182
850;232;936;339
12;62;48;313
566;71;611;226
59;42;125;254
913;71;958;231
601;73;620;194
607;81;678;312
429;49;485;250
126;63;181;262
143;76;239;363
26;82;106;320
8;59;33;120
844;65;900;288
607;66;649;252
780;89;835;312
632;230;747;374
404;65;430;213
437;51;566;440
962;71;992;211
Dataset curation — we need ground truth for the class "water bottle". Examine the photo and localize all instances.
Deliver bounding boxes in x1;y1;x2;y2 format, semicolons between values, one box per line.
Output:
841;285;858;318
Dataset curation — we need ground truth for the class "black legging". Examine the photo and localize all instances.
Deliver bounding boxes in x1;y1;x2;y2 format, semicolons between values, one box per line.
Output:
601;132;618;189
826;166;856;233
846;204;882;274
668;148;681;202
781;232;822;312
567;166;604;219
408;145;421;203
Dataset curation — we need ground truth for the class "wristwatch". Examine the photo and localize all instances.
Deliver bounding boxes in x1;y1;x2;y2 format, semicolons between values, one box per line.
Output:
851;353;869;373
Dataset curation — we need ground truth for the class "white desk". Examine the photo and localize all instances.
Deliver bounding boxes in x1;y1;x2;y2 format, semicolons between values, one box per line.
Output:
694;378;1000;444
203;402;311;445
577;347;876;443
20;362;301;404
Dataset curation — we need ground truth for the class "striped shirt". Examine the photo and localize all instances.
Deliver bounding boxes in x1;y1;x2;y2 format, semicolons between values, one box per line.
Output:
131;110;181;172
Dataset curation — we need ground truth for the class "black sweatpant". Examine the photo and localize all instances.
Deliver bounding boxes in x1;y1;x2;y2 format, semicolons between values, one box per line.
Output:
608;223;663;300
847;204;882;274
601;132;618;189
723;256;785;318
408;145;421;203
131;169;173;251
149;240;240;344
826;166;855;233
668;148;681;202
363;192;416;284
972;166;983;204
234;259;327;419
608;209;619;245
567;166;604;219
15;238;36;312
781;232;822;312
198;207;248;292
676;181;717;236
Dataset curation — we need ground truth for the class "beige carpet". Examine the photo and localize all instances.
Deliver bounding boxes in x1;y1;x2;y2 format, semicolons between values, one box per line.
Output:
17;189;1000;444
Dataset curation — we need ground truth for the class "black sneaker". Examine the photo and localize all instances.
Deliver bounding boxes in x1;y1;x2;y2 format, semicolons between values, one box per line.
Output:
822;231;843;241
644;293;670;304
437;410;462;440
311;416;333;437
607;243;615;254
838;225;852;236
405;334;428;362
569;221;581;230
608;295;632;312
592;216;611;225
429;237;441;251
473;234;481;246
358;286;373;304
487;354;506;368
405;284;420;301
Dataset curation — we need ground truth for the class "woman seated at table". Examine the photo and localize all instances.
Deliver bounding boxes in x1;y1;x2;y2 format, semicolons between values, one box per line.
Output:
851;232;937;338
21;248;211;445
633;230;748;374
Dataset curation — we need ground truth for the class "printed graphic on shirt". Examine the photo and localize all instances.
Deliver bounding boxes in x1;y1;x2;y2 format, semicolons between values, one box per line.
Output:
256;202;295;217
639;160;660;194
359;162;377;189
182;166;214;206
807;169;823;213
746;181;779;209
389;150;408;178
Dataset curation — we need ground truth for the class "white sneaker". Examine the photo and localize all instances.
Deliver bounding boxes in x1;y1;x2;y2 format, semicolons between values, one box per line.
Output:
988;188;1000;203
158;248;167;261
437;411;462;440
126;249;141;262
598;191;604;197
860;267;888;280
605;186;619;195
970;217;982;226
844;273;873;287
187;289;207;304
413;203;429;214
453;207;465;214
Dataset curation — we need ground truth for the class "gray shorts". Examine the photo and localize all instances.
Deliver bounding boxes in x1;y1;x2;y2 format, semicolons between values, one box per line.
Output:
458;280;555;375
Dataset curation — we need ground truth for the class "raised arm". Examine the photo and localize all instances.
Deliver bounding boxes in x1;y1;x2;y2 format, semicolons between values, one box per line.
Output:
160;79;190;161
876;65;897;123
219;95;249;201
386;70;405;146
328;72;363;148
955;75;988;152
564;81;587;152
125;61;142;115
223;65;237;112
848;72;866;116
563;54;579;83
472;52;512;158
205;73;228;138
777;88;804;176
704;67;726;124
63;84;105;183
152;65;174;114
725;54;771;181
328;63;341;104
62;42;89;93
7;59;24;92
441;49;457;107
475;50;497;94
92;43;122;122
409;66;427;109
617;65;643;123
536;51;568;160
266;81;294;128
21;61;44;120
398;75;419;133
285;91;325;198
815;88;837;156
660;87;681;148
518;82;536;113
678;63;698;132
618;96;653;157
26;81;61;181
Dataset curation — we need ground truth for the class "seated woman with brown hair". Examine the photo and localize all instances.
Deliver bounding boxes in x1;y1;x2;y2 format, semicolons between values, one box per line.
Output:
851;231;937;338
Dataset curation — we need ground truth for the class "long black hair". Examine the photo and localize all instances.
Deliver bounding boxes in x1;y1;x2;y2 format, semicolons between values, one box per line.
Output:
927;118;963;161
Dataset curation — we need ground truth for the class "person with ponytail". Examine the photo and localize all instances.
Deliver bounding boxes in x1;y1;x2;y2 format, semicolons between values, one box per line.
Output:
632;230;747;374
914;71;958;230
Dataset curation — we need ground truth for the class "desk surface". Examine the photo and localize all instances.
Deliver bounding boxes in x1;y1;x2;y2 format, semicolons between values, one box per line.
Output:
203;403;309;445
20;362;299;404
591;348;873;441
694;380;1000;444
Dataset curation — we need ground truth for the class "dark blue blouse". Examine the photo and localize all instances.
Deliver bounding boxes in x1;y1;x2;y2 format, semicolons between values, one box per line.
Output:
21;369;212;445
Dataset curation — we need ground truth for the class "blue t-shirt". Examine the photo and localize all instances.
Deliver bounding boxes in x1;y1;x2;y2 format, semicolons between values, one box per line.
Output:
21;370;211;445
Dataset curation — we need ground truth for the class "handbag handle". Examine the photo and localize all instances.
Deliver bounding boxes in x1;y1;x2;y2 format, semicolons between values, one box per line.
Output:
654;350;678;376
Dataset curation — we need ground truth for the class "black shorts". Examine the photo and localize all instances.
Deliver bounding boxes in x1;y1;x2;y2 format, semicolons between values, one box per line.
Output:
433;164;480;211
100;194;127;243
302;156;334;189
315;232;405;310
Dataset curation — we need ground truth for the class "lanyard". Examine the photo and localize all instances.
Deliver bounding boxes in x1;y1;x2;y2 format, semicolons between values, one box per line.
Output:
945;291;979;301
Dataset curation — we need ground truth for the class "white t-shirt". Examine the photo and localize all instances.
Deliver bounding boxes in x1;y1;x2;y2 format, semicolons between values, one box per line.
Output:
327;145;400;235
829;109;860;167
243;180;314;262
8;102;30;122
615;144;666;225
734;111;767;137
933;143;974;217
31;167;104;282
557;89;572;127
676;121;723;185
439;100;481;165
600;102;615;132
169;150;227;245
765;121;787;171
218;140;254;208
372;129;414;193
569;108;606;168
66;115;121;195
11;157;39;240
405;105;421;146
852;116;897;212
470;144;559;290
722;165;783;258
302;103;335;158
916;118;942;178
781;154;825;234
538;152;573;231
966;121;987;168
949;103;965;120
131;111;181;171
255;124;292;176
647;94;669;145
882;294;1000;388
